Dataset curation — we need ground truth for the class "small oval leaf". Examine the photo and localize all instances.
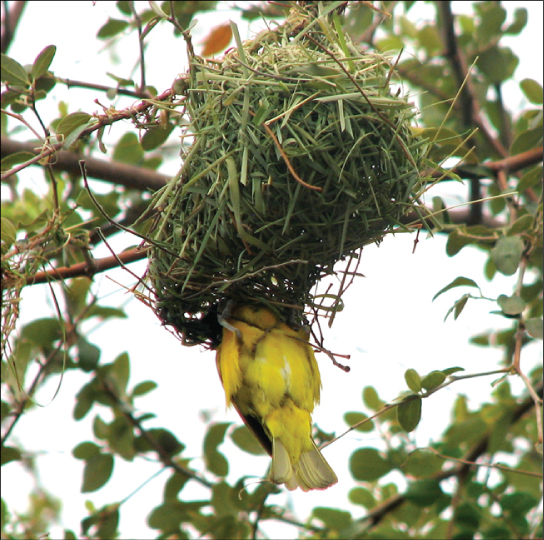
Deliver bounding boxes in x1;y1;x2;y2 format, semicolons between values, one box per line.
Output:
520;78;543;105
231;425;266;455
526;318;543;340
82;453;114;492
56;112;92;137
421;371;446;391
397;396;422;432
349;448;393;481
344;412;374;433
497;294;526;316
491;236;525;276
404;369;422;393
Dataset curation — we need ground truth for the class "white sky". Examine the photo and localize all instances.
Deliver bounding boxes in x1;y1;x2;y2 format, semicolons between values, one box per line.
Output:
2;2;542;539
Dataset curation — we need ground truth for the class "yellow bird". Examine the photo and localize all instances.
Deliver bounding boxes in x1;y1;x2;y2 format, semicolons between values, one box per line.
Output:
215;304;338;491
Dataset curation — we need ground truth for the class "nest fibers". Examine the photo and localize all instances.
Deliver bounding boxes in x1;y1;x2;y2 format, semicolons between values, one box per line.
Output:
147;4;429;346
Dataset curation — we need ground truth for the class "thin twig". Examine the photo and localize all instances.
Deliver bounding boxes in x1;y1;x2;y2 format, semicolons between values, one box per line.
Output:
100;379;214;488
0;88;174;182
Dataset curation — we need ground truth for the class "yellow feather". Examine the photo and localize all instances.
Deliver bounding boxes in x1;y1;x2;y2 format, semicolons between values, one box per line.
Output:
216;304;338;491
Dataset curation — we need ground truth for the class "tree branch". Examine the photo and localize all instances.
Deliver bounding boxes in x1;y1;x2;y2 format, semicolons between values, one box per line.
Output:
1;135;169;191
21;246;149;286
1;1;26;54
0;87;174;182
55;76;152;98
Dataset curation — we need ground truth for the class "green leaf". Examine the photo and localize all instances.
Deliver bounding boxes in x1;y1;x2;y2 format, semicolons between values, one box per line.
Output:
362;386;384;411
93;415;109;440
32;45;56;79
417;25;442;55
72;441;101;460
404;368;422;393
231;425;266;455
116;1;133;16
206;450;229;477
475;3;506;42
483;526;513;540
454;502;481;531
446;227;496;256
107;416;136;461
478;46;518;84
508;214;535;235
397;396;422;432
444;293;470;321
510;127;543;156
84;305;127;320
525;318;543;339
343;412;374;432
491;236;525;276
97;18;129;39
1;54;29;86
517;166;543;193
132;381;158;397
504;7;527;34
403;449;443;478
135;428;184;457
421;371;446;391
73;382;96;421
204;422;230;454
520;78;543;105
94;505;119;539
56;112;92;137
1;217;17;247
81;452;114;492
1;446;22;465
147;502;187;531
404;479;444;507
349;448;393;481
433;277;480;301
163;471;189;501
109;352;130;395
141;124;175;151
500;492;538;516
1;151;35;172
312;507;352;530
204;422;230;476
497;294;526;316
212;481;240;518
21;317;63;346
349;487;376;509
62;118;95;149
113;132;143;165
442;367;465;376
77;337;101;372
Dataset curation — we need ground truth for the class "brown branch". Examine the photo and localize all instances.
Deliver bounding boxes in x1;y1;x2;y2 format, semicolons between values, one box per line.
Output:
486;146;544;174
22;246;149;286
1;135;169;191
436;2;507;158
400;206;504;230
1;1;26;54
55;76;152;99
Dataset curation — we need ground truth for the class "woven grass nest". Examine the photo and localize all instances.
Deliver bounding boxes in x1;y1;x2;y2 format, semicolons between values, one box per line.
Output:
147;3;428;346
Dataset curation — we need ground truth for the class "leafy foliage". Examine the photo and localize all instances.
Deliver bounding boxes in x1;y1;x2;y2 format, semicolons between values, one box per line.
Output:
1;2;542;539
